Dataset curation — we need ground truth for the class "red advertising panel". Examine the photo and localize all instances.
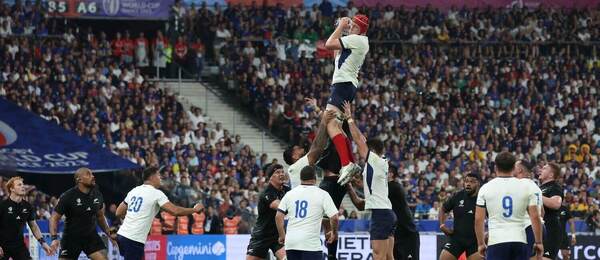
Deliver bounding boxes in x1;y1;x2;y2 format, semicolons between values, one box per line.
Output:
145;235;167;260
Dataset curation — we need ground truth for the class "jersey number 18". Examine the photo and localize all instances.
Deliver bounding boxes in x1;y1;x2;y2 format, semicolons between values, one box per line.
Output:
294;200;308;218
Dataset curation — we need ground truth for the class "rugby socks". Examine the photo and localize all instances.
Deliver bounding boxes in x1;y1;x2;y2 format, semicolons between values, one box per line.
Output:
345;135;355;163
332;134;351;166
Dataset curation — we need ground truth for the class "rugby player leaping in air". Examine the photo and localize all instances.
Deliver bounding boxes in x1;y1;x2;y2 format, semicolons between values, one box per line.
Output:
324;14;369;186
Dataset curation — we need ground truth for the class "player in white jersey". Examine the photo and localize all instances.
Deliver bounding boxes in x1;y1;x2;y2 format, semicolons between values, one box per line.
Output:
513;159;546;260
115;167;203;260
283;103;336;188
475;152;544;260
343;101;395;260
275;165;339;260
324;14;370;186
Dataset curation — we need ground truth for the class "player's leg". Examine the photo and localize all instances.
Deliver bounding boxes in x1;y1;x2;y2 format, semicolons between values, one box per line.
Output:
466;242;483;260
246;237;269;260
319;173;347;260
559;231;570;260
272;244;286;260
117;234;145;260
59;236;85;260
542;224;561;260
371;239;389;260
386;236;395;260
84;234;108;260
439;238;461;260
370;209;396;260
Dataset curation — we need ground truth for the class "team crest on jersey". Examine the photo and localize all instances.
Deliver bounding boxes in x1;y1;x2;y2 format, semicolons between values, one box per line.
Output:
22;208;27;213
7;206;12;213
459;200;464;207
94;198;100;204
76;198;82;206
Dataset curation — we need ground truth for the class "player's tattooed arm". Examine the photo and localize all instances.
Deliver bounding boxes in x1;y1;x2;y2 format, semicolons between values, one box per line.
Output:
307;110;336;165
343;101;368;159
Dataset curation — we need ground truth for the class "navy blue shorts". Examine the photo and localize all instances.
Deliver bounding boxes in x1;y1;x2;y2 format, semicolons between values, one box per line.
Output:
487;242;528;260
525;224;546;257
286;250;323;260
327;82;357;110
117;235;145;260
370;209;397;240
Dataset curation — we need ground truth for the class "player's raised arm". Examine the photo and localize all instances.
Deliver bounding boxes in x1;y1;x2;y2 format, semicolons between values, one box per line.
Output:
161;202;203;216
325;17;350;50
342;101;368;159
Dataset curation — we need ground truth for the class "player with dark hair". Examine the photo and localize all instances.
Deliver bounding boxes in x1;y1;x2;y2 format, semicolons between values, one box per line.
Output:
343;101;395;260
283;100;336;188
49;168;116;260
558;204;575;260
513;160;545;260
115;167;203;260
276;165;339;260
246;164;288;260
538;162;564;260
0;176;52;260
475;152;544;260
439;173;482;260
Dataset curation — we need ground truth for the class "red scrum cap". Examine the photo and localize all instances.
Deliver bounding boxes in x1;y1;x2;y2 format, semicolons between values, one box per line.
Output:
353;14;369;34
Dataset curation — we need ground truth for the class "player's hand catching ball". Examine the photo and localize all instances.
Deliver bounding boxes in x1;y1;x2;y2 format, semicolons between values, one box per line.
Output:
278;235;285;245
322;110;336;124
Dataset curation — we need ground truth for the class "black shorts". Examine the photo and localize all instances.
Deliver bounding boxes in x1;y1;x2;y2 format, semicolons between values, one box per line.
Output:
318;176;347;208
442;237;478;258
117;235;145;260
487;242;528;260
60;233;106;259
543;222;561;259
370;209;397;240
327;82;357;110
394;231;420;260
0;244;31;260
286;250;323;260
246;234;284;258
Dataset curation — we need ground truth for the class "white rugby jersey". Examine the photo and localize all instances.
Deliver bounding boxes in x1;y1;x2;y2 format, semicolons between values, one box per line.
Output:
522;178;544;228
277;185;338;251
117;184;170;243
363;151;392;210
287;155;309;188
333;34;369;87
476;177;539;245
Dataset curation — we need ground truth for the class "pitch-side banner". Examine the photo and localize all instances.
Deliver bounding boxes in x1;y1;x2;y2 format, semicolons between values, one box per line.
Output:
0;98;141;174
44;0;174;20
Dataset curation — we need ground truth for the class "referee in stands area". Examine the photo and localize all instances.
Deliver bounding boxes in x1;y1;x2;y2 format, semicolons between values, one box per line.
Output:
439;173;482;260
0;177;52;260
49;168;117;260
246;164;289;260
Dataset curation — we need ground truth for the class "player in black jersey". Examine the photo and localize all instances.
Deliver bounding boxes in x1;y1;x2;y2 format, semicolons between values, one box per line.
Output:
246;164;288;260
387;168;420;260
49;168;116;260
538;163;563;260
558;205;576;260
439;173;482;260
0;177;52;260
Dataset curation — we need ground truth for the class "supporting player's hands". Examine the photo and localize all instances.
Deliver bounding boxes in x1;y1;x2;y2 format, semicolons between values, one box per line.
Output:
193;203;204;213
322;110;336;124
477;244;487;258
533;243;544;260
278;235;285;245
50;239;60;254
305;97;318;109
439;224;454;236
342;101;353;120
42;242;53;256
326;231;338;244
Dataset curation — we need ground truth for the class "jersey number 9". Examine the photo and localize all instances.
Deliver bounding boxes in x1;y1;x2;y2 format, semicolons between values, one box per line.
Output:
128;196;143;213
502;196;513;217
294;200;308;218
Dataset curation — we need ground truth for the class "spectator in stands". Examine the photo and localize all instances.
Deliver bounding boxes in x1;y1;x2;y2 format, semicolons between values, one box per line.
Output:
204;206;223;234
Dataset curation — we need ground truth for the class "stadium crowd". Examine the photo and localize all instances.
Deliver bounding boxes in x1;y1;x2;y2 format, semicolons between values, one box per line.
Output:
1;0;600;235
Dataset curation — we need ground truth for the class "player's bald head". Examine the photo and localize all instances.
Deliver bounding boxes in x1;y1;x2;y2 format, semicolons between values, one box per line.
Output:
74;167;92;182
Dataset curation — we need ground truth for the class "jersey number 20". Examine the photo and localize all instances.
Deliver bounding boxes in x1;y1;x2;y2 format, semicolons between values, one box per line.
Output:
294;200;308;218
502;196;513;217
128;196;143;213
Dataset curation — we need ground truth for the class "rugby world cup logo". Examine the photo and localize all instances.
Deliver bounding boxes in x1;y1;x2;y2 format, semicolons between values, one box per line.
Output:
102;0;120;16
0;120;17;147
